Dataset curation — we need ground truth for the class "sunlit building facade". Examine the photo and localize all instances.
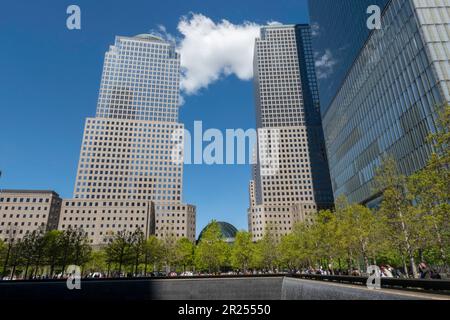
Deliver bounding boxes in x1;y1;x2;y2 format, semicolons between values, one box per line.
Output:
0;190;62;241
66;34;196;242
248;24;334;241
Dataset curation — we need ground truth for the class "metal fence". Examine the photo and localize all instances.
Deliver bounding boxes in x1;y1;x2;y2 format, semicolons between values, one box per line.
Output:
288;274;450;292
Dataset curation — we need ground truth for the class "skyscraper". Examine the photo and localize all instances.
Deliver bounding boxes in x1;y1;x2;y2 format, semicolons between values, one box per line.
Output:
66;34;196;242
248;24;334;241
309;0;390;115
309;0;450;205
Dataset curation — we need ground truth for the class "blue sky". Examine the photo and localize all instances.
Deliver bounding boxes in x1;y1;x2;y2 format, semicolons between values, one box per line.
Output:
0;0;310;236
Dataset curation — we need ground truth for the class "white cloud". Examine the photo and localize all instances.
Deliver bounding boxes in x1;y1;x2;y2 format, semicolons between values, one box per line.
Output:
267;21;283;26
147;24;177;43
176;14;261;95
178;94;185;107
311;22;320;37
314;49;337;80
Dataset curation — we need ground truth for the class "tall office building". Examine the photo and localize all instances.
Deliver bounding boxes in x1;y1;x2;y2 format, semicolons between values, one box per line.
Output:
309;0;390;115
63;34;196;242
248;24;334;241
309;0;450;205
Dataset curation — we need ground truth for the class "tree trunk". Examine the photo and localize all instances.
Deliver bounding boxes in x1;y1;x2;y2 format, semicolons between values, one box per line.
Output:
24;262;31;279
48;254;57;278
118;243;126;276
361;240;369;271
134;253;139;276
347;250;353;273
10;252;19;279
118;254;123;275
2;243;12;277
401;253;409;278
61;246;69;276
328;257;335;275
144;254;149;276
419;248;424;263
397;203;418;278
34;251;43;278
401;220;418;278
433;221;447;266
10;263;17;279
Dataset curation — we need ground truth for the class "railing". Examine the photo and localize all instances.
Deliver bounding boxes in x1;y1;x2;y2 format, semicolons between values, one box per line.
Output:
2;273;450;293
288;273;450;292
0;273;286;283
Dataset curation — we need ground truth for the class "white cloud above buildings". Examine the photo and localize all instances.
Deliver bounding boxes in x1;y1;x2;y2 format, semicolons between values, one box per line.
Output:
176;14;261;95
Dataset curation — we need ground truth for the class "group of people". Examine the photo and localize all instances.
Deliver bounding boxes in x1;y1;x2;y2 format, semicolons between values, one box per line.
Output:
301;262;443;279
418;262;442;280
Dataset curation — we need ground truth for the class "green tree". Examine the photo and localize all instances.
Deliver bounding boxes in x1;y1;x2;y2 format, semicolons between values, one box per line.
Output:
142;236;163;275
1;226;20;278
337;198;383;270
254;227;279;272
407;105;450;266
20;229;47;278
289;222;316;269
58;227;79;274
375;158;419;278
129;228;145;275
278;232;301;272
174;237;195;272
0;240;5;271
311;209;346;273
84;249;108;275
195;221;229;273
7;241;23;279
28;227;47;278
105;229;134;275
43;230;63;277
70;228;92;269
161;232;178;272
57;229;70;274
230;231;255;272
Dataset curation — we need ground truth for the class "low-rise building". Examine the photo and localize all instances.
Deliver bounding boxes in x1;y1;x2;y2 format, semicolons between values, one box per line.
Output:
155;203;196;242
248;202;317;242
58;199;155;245
0;190;62;241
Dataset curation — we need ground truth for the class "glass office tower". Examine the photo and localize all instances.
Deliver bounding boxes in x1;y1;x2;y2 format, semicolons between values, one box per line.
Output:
309;0;450;205
309;0;389;115
248;25;334;241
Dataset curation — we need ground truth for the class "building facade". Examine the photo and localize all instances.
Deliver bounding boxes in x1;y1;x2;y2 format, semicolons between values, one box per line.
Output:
248;24;334;241
310;0;450;205
0;190;62;241
70;34;196;242
58;199;154;245
308;0;390;115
